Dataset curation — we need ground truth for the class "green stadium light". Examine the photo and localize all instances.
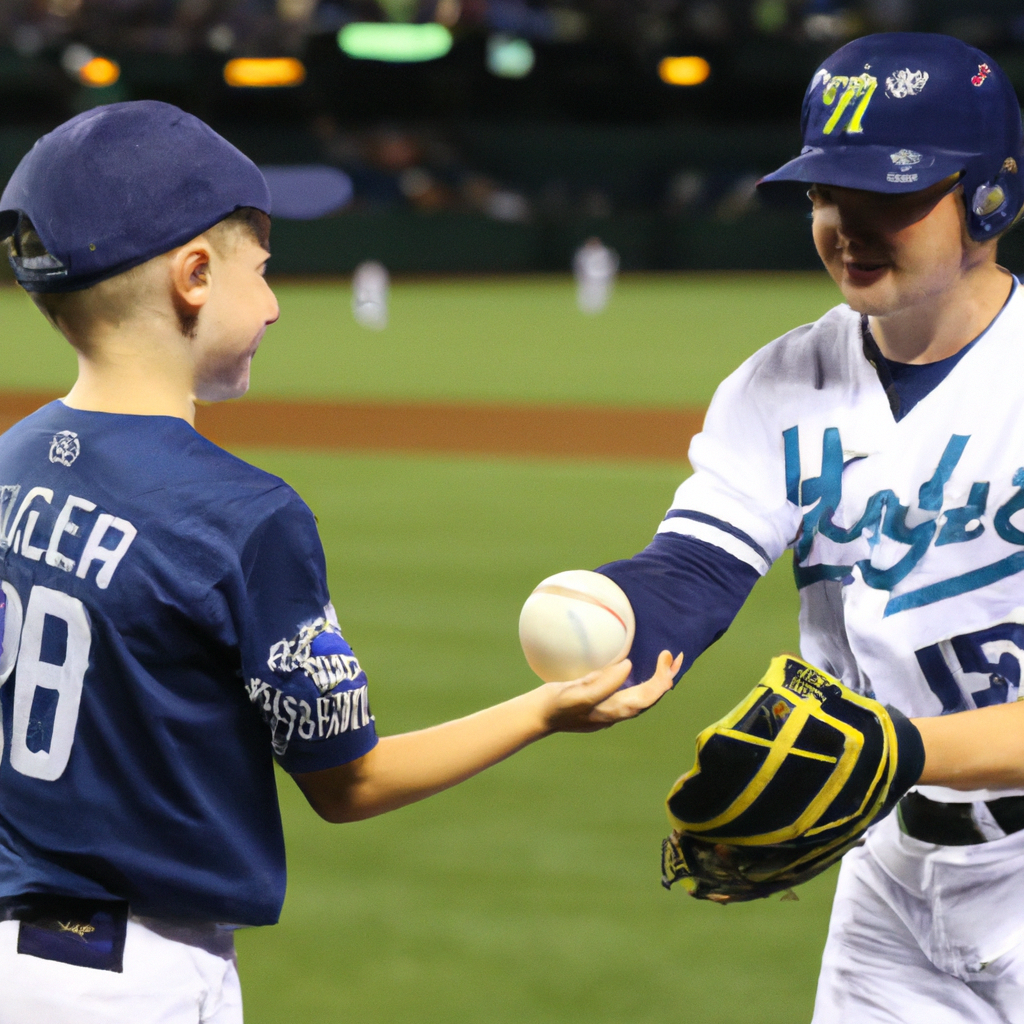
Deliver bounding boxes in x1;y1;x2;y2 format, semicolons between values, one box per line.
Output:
486;35;534;79
338;23;453;62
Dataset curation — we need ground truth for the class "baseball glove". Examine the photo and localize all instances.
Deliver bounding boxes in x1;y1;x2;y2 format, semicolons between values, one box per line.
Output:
660;655;925;903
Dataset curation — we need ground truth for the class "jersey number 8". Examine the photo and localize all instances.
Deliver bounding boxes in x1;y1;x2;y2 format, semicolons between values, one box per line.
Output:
0;580;91;782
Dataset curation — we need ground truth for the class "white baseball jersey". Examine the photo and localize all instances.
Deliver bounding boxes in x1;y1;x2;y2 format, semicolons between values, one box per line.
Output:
664;285;1024;801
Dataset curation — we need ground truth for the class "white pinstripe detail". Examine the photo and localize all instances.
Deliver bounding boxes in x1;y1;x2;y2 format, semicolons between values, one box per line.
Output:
656;518;772;575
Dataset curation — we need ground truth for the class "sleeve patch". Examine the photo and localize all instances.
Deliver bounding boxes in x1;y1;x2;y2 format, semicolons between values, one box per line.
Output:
267;616;365;696
246;676;374;756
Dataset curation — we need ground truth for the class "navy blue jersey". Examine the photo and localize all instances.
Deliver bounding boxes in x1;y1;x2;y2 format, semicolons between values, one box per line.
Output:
0;402;377;925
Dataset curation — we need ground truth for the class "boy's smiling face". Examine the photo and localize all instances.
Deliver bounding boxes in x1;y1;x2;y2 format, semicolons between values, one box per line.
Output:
190;233;279;402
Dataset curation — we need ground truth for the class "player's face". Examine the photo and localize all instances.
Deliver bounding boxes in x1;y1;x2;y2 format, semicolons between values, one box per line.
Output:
192;234;279;402
809;176;975;316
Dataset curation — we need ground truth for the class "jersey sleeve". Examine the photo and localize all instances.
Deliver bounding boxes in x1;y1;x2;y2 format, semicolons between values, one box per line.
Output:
237;495;378;774
659;353;802;573
598;341;808;684
598;533;759;684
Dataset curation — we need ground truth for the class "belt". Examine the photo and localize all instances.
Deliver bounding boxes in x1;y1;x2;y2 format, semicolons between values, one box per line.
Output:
1;894;128;972
898;790;1024;846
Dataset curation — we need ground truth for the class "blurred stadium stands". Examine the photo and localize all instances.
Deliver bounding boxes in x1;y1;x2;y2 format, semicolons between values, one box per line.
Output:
2;1;1024;273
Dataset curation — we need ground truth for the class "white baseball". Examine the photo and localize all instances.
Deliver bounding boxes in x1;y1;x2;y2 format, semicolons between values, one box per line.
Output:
518;569;636;683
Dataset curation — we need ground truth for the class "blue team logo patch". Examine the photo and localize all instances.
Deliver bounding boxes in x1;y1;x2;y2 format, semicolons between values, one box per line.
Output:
309;630;350;659
268;617;365;696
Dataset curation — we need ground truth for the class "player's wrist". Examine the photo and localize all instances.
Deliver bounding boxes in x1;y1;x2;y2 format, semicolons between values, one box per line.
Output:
525;683;562;738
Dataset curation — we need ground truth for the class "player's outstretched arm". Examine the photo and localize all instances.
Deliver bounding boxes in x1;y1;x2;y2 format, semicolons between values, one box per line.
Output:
293;650;681;824
913;701;1024;791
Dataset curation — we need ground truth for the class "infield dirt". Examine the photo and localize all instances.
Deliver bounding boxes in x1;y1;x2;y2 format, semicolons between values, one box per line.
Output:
0;391;702;461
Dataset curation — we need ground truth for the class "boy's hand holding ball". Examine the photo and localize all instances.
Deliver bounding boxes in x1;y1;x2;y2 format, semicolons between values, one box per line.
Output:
519;570;680;731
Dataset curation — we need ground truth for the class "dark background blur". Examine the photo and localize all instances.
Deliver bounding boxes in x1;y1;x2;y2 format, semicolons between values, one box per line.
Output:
3;0;1024;273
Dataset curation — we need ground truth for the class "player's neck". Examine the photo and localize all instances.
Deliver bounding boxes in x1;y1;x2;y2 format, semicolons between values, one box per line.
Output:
62;326;198;424
868;262;1013;365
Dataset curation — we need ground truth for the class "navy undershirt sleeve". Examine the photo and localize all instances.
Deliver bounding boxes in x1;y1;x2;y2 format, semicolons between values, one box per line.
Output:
597;533;760;685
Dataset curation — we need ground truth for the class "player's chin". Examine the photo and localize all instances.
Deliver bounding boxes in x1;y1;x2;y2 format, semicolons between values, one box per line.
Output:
195;362;252;403
834;266;897;312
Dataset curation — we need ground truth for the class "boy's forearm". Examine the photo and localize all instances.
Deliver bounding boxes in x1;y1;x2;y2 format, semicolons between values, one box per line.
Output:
294;687;553;822
294;651;679;823
913;700;1024;790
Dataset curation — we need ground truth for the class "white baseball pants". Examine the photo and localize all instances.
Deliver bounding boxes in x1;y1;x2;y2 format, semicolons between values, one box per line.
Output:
0;916;242;1023
812;812;1024;1023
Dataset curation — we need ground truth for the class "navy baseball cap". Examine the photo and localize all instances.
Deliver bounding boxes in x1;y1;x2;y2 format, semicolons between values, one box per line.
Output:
0;100;271;292
759;33;1024;238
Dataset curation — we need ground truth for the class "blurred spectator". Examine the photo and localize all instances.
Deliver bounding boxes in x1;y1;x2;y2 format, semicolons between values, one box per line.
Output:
4;1;1024;65
715;173;760;220
664;170;705;214
5;0;1024;228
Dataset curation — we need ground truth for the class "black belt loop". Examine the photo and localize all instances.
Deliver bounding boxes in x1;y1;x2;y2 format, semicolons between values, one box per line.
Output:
3;895;129;973
898;791;1024;846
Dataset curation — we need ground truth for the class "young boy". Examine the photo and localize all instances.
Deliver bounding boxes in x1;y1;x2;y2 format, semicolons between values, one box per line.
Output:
591;33;1024;1022
0;101;679;1023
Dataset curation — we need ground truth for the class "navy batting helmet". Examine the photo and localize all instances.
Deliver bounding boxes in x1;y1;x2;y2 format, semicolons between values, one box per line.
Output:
758;33;1024;242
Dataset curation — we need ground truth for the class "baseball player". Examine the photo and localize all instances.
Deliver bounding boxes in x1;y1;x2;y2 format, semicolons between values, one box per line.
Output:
573;236;618;314
0;102;679;1023
591;33;1024;1022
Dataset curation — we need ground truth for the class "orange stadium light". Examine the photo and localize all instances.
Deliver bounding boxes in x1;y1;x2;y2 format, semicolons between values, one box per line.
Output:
658;56;711;86
79;57;120;88
223;58;307;88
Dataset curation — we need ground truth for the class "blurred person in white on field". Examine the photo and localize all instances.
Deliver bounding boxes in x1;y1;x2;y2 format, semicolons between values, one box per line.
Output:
352;260;389;330
573;237;618;314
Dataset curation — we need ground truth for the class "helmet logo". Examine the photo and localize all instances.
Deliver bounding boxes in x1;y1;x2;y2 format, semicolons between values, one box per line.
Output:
887;149;922;183
885;69;928;99
821;74;878;135
889;149;922;171
972;64;991;87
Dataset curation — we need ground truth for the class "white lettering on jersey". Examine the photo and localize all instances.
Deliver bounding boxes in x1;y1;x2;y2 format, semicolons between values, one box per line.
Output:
8;487;53;559
0;487;137;589
247;676;371;755
75;514;137;589
46;495;97;572
0;485;21;544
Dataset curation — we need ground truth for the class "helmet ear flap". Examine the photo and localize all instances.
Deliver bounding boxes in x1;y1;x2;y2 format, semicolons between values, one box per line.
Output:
966;157;1024;241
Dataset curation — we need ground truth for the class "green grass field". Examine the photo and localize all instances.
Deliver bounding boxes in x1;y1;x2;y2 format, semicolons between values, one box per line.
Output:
232;451;829;1024
1;273;844;1022
0;273;839;406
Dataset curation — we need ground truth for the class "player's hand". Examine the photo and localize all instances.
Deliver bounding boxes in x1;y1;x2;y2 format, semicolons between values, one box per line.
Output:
540;650;682;734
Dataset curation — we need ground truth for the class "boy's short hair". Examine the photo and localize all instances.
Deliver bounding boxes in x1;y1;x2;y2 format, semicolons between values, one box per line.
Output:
11;207;271;346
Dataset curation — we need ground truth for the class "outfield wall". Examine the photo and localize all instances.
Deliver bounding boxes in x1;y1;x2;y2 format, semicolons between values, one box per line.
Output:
267;209;829;274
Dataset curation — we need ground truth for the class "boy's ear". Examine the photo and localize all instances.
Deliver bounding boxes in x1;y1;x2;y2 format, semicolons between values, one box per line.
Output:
169;237;213;315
